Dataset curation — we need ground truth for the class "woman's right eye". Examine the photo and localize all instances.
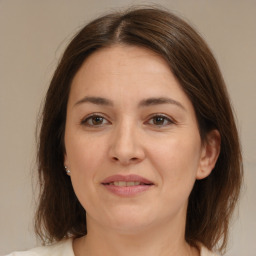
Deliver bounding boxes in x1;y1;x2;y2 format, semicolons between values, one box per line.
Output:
81;114;109;127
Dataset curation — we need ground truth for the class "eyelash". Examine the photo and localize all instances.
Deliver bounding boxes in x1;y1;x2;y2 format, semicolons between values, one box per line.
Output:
146;114;175;127
80;113;110;127
80;113;175;128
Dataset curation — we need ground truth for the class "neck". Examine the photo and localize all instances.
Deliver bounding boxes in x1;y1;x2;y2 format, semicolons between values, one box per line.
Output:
73;216;199;256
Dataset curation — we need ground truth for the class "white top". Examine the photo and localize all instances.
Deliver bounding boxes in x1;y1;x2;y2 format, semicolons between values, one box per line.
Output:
6;238;218;256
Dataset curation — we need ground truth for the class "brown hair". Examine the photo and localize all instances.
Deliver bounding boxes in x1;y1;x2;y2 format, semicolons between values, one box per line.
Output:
35;6;243;253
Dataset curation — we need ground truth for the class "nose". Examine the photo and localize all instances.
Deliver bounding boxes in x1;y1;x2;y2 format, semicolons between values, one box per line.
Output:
108;121;145;165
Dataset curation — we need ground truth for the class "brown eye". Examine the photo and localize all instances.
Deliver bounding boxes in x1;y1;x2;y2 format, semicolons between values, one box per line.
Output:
148;115;173;126
153;116;165;125
91;116;104;125
81;115;109;127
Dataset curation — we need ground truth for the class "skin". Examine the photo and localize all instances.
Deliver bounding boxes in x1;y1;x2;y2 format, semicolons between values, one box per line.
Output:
64;44;220;256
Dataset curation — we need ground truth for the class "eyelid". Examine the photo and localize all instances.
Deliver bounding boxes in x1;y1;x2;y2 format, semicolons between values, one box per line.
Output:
80;113;111;127
145;113;176;126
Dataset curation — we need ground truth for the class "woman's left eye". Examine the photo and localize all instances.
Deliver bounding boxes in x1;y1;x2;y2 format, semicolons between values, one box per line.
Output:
147;115;174;126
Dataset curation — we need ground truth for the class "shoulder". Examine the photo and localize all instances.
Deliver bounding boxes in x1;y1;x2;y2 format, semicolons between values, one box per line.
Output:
200;245;219;256
5;239;74;256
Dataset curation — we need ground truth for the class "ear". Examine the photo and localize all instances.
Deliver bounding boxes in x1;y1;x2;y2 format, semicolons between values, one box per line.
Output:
196;129;221;180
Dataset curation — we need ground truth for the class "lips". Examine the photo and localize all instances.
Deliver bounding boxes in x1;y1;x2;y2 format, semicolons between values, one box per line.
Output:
108;181;142;186
101;174;154;196
102;174;153;185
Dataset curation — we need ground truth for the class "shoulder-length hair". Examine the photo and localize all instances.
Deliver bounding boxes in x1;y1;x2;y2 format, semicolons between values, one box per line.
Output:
35;6;243;253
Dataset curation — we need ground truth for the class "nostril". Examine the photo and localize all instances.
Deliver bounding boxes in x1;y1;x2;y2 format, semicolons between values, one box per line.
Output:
111;156;139;164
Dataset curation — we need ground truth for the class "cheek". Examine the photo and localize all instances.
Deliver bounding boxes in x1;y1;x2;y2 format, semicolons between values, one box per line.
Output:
66;131;105;171
149;133;202;195
65;134;107;207
151;133;201;169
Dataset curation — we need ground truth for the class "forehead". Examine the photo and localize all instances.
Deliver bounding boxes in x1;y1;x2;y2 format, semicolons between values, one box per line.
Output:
75;44;172;79
70;45;184;97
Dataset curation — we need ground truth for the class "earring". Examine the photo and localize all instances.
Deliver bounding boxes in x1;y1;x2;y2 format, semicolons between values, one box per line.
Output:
64;165;71;175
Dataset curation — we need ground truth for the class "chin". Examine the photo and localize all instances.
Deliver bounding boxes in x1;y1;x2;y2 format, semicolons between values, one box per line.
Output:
100;208;157;234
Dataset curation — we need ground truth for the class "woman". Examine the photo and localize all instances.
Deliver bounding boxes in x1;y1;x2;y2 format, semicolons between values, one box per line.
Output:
8;7;242;256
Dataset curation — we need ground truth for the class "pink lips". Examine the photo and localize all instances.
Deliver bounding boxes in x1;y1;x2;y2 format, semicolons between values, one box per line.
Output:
101;174;154;197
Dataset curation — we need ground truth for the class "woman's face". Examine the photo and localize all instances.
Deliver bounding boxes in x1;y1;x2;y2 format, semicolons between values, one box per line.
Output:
64;45;213;234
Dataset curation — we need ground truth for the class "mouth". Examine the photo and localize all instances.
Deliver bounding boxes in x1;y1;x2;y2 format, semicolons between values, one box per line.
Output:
103;181;152;186
101;174;154;197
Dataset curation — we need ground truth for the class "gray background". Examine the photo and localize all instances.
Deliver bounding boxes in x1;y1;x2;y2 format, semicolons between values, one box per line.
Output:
0;0;255;255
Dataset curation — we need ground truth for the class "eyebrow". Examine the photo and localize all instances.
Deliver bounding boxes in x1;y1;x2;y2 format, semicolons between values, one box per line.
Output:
74;96;114;107
74;96;185;111
138;97;186;110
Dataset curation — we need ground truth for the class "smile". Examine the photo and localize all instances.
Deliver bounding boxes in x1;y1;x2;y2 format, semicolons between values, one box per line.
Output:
101;175;154;196
107;181;149;186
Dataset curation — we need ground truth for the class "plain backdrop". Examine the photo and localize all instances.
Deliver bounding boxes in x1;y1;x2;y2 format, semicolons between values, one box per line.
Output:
0;0;255;255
